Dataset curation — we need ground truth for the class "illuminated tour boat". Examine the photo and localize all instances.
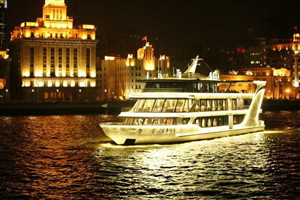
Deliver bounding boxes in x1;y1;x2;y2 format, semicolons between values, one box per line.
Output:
100;56;266;145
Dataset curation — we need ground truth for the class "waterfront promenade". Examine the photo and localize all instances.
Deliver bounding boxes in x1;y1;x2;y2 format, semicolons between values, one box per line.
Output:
0;99;299;116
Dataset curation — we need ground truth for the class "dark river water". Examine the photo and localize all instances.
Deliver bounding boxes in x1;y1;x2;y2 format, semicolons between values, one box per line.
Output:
0;111;299;199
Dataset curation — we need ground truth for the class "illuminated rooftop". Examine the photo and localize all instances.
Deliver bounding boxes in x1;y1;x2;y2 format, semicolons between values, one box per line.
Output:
11;0;96;41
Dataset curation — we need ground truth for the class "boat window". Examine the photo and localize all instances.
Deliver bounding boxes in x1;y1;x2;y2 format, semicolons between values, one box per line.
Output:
143;99;155;112
126;118;134;125
133;118;144;125
152;99;165;112
163;99;177;112
175;99;185;112
159;118;166;125
152;118;159;125
200;100;206;111
232;99;237;110
207;118;212;127
233;115;244;124
144;118;152;125
217;100;222;111
206;100;212;111
189;99;195;111
136;99;146;112
132;101;139;112
195;116;230;127
182;118;190;124
182;99;193;112
212;100;217;111
194;100;200;112
166;118;174;125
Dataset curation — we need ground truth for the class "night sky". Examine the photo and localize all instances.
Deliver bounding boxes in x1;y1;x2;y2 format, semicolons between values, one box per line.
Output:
6;0;300;57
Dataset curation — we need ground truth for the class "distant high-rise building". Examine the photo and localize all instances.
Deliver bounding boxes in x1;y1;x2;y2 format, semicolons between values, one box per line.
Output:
10;0;98;101
0;0;7;49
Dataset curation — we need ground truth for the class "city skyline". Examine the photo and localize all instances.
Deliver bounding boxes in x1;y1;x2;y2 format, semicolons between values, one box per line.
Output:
6;0;300;55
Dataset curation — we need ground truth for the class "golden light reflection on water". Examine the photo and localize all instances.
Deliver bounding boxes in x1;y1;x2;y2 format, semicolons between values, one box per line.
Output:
0;113;299;199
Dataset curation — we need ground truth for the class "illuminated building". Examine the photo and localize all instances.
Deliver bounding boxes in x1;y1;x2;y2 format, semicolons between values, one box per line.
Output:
10;0;97;101
97;42;170;100
291;33;300;87
0;0;6;49
247;33;300;88
220;67;299;99
0;50;9;101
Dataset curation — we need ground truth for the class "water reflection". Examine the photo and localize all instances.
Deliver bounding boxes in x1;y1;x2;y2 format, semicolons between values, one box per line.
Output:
0;112;299;199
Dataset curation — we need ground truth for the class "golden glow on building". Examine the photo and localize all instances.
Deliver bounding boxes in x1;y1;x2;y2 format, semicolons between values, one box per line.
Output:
11;0;96;41
0;50;9;59
126;54;135;67
220;67;299;99
97;43;171;100
0;80;4;89
137;42;155;71
10;0;98;101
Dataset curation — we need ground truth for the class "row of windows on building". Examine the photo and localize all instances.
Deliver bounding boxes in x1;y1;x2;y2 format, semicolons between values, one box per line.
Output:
22;31;93;40
24;80;94;88
29;47;91;77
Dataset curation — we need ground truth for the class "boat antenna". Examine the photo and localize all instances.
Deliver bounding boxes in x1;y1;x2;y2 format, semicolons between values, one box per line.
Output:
201;59;213;72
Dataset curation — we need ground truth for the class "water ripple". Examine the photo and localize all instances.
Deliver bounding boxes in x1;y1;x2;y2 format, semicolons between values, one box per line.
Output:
0;112;299;199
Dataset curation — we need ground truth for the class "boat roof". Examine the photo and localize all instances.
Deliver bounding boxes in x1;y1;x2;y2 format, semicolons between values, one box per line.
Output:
140;78;257;84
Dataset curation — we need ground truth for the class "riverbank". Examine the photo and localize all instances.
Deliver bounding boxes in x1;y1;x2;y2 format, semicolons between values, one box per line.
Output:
0;101;135;116
263;99;300;111
0;99;299;116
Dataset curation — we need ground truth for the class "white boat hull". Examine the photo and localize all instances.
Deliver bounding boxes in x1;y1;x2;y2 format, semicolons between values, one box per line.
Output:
100;123;265;145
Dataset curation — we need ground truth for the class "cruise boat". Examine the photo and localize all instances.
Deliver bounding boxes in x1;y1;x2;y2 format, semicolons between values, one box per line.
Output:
100;56;266;145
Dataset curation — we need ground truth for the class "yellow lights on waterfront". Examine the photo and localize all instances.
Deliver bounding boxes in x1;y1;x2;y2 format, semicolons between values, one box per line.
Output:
21;22;38;28
35;81;44;87
159;55;166;60
273;68;290;77
105;56;116;61
34;72;43;78
79;81;87;87
82;24;95;30
78;71;86;78
55;81;60;87
293;33;300;42
90;81;96;87
70;81;75;87
48;81;53;87
285;88;291;93
63;81;68;87
90;72;96;78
